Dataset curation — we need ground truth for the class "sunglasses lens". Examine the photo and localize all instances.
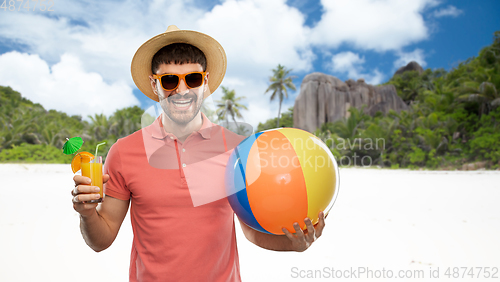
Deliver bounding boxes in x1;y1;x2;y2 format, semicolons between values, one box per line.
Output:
161;75;179;90
185;73;204;88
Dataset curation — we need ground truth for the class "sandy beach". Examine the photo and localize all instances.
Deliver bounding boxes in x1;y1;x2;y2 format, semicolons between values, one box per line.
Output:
1;164;499;281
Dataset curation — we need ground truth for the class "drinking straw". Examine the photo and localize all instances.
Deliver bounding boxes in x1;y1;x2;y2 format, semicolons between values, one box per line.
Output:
95;142;107;157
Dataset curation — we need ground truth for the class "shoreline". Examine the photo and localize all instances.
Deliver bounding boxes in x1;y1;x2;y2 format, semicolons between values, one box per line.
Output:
1;164;499;282
1;163;499;175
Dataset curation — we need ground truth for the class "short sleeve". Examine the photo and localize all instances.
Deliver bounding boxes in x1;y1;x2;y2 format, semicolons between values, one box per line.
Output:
103;141;130;201
223;128;246;150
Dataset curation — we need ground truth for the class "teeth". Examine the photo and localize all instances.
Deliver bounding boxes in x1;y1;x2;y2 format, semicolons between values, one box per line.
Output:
173;99;192;105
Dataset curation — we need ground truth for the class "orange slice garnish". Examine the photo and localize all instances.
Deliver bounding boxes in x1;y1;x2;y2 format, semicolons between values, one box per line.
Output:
71;152;95;173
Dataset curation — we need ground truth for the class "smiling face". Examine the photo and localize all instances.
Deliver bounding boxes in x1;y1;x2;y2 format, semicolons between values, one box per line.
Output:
150;63;208;126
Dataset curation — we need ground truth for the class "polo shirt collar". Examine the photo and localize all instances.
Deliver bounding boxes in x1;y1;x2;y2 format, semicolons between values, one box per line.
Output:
148;112;213;140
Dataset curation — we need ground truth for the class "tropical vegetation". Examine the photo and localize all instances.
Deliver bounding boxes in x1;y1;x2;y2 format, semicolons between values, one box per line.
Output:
1;31;499;169
265;64;296;127
214;86;252;136
0;84;250;162
258;31;500;169
0;86;144;163
257;107;294;132
311;31;500;169
215;86;247;124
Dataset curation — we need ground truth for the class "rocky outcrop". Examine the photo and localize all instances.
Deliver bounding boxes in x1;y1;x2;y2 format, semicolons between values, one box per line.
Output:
394;61;424;76
293;73;408;133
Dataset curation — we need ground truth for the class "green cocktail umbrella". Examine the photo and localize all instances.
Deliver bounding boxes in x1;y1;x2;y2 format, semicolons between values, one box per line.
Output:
62;137;83;155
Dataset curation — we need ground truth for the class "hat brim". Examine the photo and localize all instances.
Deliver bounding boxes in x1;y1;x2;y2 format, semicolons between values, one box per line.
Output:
131;29;227;102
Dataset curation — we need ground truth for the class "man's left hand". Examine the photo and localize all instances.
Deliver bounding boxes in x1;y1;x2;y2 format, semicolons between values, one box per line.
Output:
282;211;326;252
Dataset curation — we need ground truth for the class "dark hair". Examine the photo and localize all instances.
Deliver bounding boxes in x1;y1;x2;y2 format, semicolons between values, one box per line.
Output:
151;43;207;74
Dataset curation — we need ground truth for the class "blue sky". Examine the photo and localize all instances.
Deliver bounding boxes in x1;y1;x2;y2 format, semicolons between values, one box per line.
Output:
0;0;498;129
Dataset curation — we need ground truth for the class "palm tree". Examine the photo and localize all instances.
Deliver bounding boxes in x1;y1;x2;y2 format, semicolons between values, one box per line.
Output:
88;113;110;141
360;117;400;166
265;64;296;127
215;86;248;128
458;81;500;116
332;107;369;140
109;106;144;138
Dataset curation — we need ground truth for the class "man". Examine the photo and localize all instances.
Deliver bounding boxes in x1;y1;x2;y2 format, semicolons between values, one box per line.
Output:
71;25;325;281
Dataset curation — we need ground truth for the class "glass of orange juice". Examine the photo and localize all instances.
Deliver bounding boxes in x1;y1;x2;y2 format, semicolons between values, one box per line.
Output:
81;156;104;203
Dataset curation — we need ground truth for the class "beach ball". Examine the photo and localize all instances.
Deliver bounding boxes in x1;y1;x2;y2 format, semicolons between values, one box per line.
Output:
225;128;340;235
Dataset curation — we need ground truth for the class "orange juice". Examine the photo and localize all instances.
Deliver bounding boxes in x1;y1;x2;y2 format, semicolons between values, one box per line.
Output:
81;157;103;203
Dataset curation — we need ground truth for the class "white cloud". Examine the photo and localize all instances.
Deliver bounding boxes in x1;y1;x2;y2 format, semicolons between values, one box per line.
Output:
0;0;459;128
246;100;276;128
198;0;314;76
0;0;205;84
365;69;385;85
195;0;313;128
0;0;310;129
330;51;385;85
220;77;247;88
394;48;427;69
0;51;139;117
433;5;463;18
310;0;436;51
331;52;365;78
210;77;278;130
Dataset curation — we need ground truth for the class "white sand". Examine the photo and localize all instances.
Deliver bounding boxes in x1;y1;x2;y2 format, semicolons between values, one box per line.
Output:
1;164;499;281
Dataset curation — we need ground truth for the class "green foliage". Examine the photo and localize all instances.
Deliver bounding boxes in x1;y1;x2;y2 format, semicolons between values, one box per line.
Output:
310;30;500;169
265;64;296;127
215;86;248;124
257;107;293;132
0;143;73;163
408;147;426;165
2;31;500;169
387;70;425;104
468;107;500;163
0;86;144;163
0;86;84;151
214;86;249;136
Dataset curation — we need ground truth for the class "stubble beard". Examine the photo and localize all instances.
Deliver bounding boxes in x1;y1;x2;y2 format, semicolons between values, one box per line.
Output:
159;90;203;126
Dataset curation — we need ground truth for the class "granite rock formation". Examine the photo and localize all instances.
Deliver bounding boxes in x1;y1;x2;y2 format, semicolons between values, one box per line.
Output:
394;61;424;76
293;73;408;133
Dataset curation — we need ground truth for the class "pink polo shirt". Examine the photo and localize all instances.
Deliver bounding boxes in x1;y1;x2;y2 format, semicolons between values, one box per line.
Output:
104;113;245;282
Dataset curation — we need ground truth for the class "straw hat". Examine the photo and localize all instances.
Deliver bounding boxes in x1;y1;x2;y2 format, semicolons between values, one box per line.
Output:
131;25;227;102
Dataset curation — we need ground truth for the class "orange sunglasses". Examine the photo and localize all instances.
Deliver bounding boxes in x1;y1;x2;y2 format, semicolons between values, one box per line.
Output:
152;71;207;91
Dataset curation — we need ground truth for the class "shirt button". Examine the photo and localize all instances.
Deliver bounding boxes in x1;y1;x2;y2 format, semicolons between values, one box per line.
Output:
182;163;187;168
182;148;185;152
170;136;174;140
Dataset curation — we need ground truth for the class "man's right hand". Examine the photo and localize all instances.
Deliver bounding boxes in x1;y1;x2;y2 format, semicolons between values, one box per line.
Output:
71;173;129;252
72;174;110;217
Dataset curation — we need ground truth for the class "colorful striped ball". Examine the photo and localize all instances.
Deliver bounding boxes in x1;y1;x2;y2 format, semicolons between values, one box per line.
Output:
225;128;340;235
